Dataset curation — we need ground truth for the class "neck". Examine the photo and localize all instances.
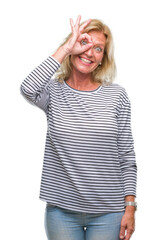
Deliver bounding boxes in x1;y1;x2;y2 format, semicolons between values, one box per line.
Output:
66;68;100;91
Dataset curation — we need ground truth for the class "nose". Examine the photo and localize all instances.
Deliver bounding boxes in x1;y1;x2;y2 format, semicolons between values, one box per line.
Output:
84;46;93;57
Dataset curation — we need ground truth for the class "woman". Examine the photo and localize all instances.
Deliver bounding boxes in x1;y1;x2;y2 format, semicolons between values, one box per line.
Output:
21;15;137;240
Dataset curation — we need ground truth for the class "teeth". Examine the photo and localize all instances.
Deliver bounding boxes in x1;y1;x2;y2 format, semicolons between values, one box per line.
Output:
80;57;92;64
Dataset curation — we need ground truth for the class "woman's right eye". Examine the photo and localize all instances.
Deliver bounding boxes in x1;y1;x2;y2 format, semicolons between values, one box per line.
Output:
81;40;87;45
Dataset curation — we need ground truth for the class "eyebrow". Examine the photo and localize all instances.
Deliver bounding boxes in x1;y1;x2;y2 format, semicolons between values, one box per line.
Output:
94;43;105;48
92;39;106;46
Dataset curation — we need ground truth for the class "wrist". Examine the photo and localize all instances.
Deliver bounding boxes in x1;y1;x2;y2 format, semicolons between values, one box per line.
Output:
125;201;137;213
125;206;136;214
52;45;69;64
124;196;137;213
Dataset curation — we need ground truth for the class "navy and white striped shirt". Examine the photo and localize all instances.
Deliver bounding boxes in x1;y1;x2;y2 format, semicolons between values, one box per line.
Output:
21;56;137;213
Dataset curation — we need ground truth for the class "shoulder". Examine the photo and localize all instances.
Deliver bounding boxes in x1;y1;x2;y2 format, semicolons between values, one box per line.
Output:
107;83;126;92
102;83;131;109
47;78;65;95
102;83;128;97
49;77;63;87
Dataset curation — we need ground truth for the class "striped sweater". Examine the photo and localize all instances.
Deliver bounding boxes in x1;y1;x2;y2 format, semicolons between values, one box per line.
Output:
21;56;137;213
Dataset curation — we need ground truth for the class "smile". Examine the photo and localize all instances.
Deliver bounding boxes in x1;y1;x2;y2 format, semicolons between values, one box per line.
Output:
79;57;93;64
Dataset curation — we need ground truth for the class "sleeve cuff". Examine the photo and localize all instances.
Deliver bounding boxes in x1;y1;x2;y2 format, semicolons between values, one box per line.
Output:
49;55;61;67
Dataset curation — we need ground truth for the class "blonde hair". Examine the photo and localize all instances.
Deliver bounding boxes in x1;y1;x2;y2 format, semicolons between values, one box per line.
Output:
55;19;116;85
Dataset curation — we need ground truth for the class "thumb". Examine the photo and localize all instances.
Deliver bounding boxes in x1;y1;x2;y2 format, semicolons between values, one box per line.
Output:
119;226;125;239
81;42;93;52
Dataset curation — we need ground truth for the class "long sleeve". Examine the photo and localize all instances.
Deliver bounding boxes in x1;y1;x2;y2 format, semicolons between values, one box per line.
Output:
21;79;137;212
20;56;60;111
117;89;137;197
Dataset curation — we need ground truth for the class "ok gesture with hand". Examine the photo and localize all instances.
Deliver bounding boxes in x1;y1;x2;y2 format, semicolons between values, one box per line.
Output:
52;15;93;63
66;15;93;55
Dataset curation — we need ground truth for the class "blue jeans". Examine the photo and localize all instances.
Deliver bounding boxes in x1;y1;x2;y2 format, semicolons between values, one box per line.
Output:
45;204;124;240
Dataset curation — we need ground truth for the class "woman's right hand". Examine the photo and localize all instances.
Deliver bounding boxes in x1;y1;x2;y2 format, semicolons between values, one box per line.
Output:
52;15;93;63
64;15;93;55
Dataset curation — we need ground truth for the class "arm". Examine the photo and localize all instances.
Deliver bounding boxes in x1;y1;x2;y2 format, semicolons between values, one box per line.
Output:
117;89;137;197
21;15;93;111
52;15;93;63
20;56;60;111
120;195;136;240
117;89;137;240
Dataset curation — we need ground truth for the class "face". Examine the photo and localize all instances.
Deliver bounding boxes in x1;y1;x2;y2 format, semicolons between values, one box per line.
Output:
71;31;106;75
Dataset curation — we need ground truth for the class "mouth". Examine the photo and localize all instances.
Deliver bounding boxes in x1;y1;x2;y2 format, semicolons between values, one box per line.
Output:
79;56;93;65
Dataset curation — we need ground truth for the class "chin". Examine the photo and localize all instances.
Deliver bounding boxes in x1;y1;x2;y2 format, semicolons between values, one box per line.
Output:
76;67;94;75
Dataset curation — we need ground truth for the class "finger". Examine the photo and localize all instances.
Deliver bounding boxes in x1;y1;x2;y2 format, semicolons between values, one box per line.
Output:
75;15;81;30
125;227;134;240
125;232;131;240
78;33;93;43
80;42;93;53
70;18;75;32
79;19;92;33
119;226;125;240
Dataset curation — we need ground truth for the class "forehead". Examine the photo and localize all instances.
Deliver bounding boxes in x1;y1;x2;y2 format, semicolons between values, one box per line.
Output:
88;31;106;45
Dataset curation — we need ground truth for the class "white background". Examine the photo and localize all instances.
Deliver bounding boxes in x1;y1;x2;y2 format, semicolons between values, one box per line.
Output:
0;0;157;239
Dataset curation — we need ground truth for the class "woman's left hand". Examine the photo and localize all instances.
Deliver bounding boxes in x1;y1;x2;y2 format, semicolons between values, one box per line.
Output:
119;211;135;240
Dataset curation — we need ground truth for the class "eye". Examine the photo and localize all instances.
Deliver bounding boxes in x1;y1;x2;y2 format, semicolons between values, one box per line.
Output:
81;40;88;45
95;47;102;52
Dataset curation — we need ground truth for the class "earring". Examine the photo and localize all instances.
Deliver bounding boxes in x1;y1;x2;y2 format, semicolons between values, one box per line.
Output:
99;62;102;66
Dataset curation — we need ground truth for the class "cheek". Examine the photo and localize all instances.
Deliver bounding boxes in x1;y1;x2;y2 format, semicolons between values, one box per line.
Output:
71;55;79;66
96;53;104;63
